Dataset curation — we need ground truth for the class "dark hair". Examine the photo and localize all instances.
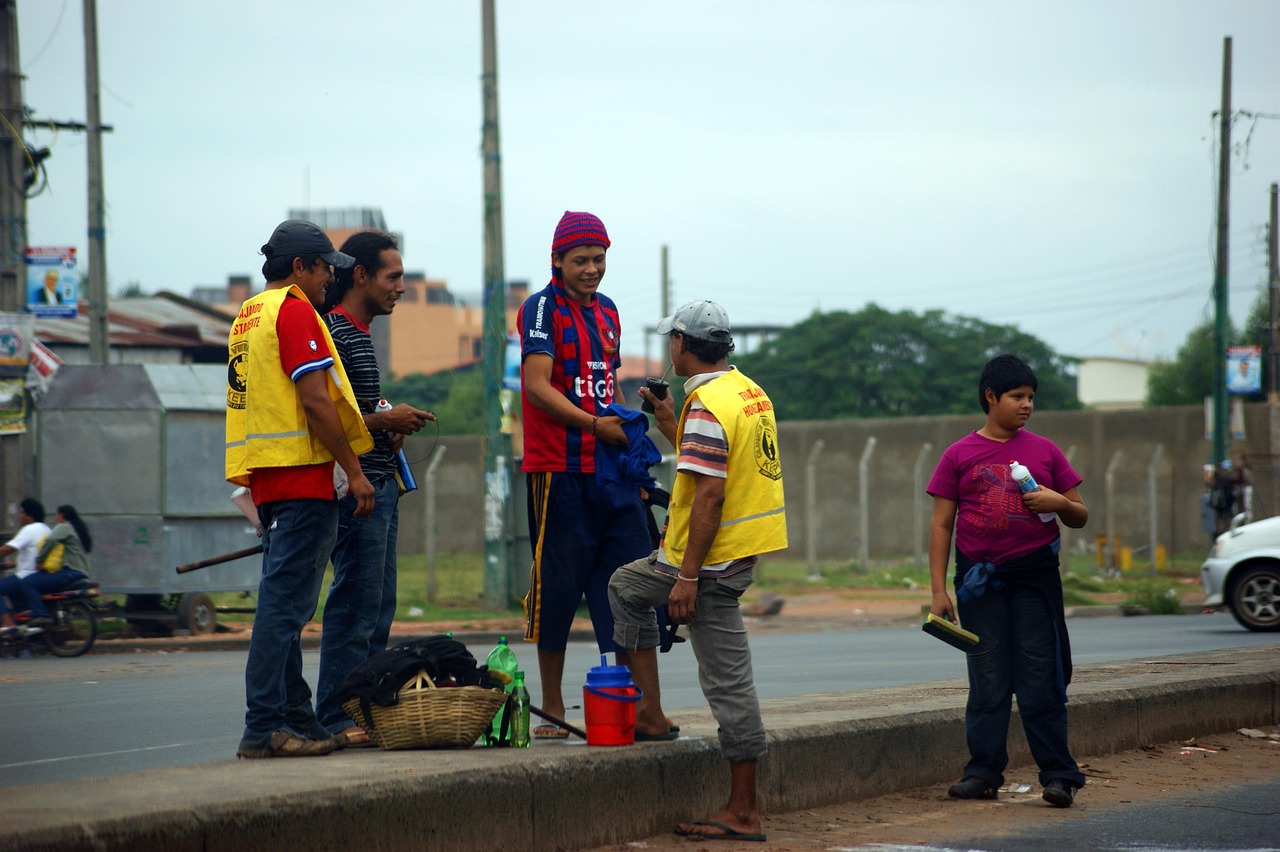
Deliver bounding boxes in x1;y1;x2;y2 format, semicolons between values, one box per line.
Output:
323;231;399;314
19;498;45;523
261;251;324;283
979;354;1038;412
675;332;735;365
56;504;93;553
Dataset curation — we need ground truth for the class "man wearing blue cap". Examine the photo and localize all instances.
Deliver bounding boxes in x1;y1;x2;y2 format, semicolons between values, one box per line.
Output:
226;219;375;758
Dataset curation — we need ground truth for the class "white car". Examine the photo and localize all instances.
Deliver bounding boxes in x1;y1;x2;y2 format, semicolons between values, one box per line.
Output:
1201;514;1280;632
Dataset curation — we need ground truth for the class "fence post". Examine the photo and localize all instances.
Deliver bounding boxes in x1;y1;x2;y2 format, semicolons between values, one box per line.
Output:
424;445;449;604
1104;450;1124;571
1062;445;1077;567
858;437;877;572
913;443;933;569
805;439;826;581
1148;444;1164;574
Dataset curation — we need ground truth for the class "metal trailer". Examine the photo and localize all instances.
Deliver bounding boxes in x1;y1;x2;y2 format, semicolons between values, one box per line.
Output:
35;364;261;634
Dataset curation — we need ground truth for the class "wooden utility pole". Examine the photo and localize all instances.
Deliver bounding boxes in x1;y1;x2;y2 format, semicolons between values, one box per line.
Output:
1211;36;1231;466
0;0;24;314
83;0;109;364
479;0;511;608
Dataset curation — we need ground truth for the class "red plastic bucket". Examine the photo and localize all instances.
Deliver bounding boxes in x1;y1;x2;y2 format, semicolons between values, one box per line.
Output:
583;657;642;746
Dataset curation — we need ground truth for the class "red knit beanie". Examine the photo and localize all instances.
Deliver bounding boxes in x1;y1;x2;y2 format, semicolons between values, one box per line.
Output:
551;211;610;256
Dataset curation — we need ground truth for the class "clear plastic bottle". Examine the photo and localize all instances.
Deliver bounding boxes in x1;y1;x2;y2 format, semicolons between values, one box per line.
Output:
1009;460;1055;522
511;670;531;748
485;636;518;745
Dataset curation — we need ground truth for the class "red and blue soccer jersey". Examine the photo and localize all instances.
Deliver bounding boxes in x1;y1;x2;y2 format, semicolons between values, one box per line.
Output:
518;282;623;473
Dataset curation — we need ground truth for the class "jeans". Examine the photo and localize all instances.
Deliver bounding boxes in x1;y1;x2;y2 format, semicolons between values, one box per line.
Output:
0;574;25;615
21;569;87;616
956;581;1085;788
610;553;766;762
315;476;399;731
241;498;337;750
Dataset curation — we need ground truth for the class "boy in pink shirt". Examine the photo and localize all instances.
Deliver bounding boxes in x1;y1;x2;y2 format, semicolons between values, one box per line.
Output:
927;354;1089;807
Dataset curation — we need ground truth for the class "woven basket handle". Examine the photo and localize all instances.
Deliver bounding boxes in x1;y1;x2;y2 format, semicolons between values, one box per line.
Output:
409;669;437;690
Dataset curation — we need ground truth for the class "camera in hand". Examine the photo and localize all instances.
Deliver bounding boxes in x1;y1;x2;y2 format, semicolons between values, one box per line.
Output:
641;377;669;414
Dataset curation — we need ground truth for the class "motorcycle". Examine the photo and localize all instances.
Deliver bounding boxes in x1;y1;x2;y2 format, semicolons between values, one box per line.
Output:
0;578;100;658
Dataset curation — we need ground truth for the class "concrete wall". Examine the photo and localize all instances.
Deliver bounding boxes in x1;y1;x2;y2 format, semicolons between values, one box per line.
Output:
398;404;1280;568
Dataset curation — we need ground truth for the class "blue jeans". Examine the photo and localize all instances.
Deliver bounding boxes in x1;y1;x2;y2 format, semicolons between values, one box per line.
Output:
241;498;337;750
957;581;1085;788
0;574;26;615
315;476;399;731
21;569;87;616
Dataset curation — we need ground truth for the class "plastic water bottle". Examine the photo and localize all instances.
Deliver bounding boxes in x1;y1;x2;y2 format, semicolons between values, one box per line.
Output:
512;670;531;749
1009;460;1055;522
485;636;518;745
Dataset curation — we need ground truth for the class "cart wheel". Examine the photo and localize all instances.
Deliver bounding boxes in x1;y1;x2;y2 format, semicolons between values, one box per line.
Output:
178;592;217;635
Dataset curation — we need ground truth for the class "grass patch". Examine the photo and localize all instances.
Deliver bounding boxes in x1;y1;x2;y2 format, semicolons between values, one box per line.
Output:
1124;580;1186;615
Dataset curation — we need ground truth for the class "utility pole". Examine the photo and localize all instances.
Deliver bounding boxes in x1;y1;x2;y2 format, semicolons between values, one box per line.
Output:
83;0;108;364
1269;182;1279;517
1212;36;1232;466
479;0;511;608
0;0;24;315
1268;182;1278;404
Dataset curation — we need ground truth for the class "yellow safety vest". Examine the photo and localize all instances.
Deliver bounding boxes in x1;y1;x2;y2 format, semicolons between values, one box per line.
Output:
225;285;371;486
664;369;788;566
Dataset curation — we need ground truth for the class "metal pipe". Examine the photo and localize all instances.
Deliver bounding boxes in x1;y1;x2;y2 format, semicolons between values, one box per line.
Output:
1148;444;1164;574
424;445;449;604
858;437;877;572
913;443;933;569
1105;450;1124;570
805;440;825;581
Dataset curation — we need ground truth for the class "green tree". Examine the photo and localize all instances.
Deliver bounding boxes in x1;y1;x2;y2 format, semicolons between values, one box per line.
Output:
731;305;1079;421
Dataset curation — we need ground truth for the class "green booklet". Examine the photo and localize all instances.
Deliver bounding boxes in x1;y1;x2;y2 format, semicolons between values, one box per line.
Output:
922;613;979;651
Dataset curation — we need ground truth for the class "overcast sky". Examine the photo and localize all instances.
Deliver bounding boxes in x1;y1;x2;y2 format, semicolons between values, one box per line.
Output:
16;0;1280;363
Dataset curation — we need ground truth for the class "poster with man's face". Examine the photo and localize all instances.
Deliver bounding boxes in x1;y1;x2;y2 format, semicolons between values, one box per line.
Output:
26;247;78;318
1227;345;1262;395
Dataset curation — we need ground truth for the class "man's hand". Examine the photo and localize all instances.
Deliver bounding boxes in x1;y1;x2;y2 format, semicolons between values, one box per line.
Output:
593;415;630;447
347;470;376;518
377;404;434;435
637;386;677;446
667;577;698;623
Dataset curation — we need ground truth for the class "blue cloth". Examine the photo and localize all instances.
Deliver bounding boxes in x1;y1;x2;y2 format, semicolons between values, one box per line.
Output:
315;477;400;731
241;498;338;750
594;403;661;491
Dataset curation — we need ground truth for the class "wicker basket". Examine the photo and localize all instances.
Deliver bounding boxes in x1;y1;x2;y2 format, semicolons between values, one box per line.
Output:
342;669;508;750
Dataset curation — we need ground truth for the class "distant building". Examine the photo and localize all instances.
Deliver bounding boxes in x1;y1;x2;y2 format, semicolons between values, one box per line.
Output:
1076;356;1151;410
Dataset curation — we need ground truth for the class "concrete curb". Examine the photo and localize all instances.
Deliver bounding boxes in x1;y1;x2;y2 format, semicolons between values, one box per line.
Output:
2;646;1275;852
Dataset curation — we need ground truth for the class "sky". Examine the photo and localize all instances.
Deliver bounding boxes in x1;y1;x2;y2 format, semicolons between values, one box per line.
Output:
15;0;1280;364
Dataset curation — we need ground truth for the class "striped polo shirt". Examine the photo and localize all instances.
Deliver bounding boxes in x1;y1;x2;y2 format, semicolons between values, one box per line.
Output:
323;305;395;483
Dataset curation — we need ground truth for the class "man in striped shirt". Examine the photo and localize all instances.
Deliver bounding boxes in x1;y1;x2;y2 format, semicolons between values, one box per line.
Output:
314;230;434;746
612;300;787;842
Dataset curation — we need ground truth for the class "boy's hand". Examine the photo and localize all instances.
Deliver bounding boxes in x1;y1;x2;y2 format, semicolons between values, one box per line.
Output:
1022;485;1064;516
930;591;956;623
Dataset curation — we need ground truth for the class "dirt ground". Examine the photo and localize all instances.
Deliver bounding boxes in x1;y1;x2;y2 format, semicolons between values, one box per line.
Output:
590;727;1280;850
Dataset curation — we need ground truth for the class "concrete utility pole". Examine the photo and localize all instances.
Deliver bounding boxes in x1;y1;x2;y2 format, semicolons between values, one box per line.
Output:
0;0;24;314
83;0;109;364
1269;182;1278;404
479;0;511;608
1212;36;1232;466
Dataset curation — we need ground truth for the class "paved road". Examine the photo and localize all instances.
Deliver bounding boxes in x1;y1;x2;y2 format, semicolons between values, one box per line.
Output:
0;611;1273;788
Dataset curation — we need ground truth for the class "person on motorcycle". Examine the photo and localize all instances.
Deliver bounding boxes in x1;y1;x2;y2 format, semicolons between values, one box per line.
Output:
0;499;53;636
20;505;93;627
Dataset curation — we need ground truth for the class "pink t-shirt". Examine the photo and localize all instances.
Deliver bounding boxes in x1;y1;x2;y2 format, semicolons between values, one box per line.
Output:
926;429;1081;564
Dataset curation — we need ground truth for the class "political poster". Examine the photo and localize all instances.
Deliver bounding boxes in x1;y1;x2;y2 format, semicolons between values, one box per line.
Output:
26;246;78;319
